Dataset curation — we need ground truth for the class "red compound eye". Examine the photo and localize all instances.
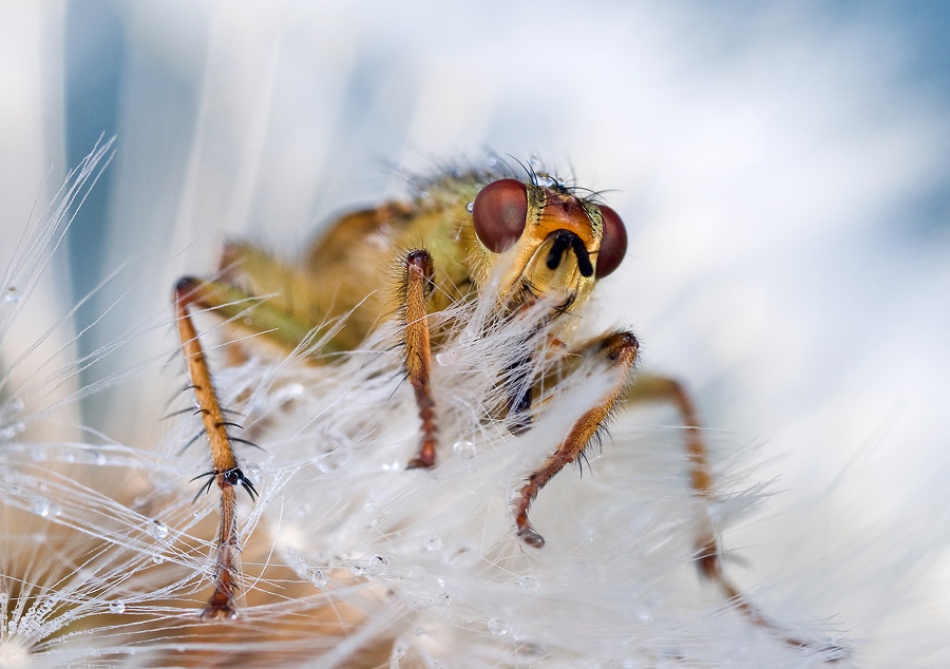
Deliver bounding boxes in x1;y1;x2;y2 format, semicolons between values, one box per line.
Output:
472;179;528;253
594;205;627;278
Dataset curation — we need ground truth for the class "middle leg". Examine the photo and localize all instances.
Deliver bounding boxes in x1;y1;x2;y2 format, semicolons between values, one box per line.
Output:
625;373;848;657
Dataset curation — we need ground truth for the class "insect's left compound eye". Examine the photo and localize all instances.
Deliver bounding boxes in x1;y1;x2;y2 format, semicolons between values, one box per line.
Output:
594;205;627;279
472;179;528;253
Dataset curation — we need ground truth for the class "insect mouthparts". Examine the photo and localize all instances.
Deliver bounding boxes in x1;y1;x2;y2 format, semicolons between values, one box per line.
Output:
546;230;594;277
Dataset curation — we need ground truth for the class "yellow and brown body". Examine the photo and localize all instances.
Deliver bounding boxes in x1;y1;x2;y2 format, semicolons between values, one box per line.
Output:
170;161;842;656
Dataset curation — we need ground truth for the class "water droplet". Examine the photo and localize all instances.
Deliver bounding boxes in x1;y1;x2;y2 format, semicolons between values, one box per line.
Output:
413;595;434;610
636;604;653;622
465;201;474;213
149;520;169;540
536;173;557;188
365;555;388;574
31;498;50;517
391;641;408;665
4;286;20;304
435;350;459;366
151;554;164;564
317;449;352;473
275;382;305;405
309;569;327;588
29;447;46;462
487;617;508;635
109;600;126;614
452;440;476;460
518;575;539;589
244;462;262;480
424;535;442;551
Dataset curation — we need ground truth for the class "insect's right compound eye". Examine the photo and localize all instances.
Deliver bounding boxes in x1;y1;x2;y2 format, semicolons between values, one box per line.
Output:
593;205;627;279
472;179;528;253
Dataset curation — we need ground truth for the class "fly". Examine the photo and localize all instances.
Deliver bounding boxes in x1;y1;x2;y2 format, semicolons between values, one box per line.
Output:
173;159;846;659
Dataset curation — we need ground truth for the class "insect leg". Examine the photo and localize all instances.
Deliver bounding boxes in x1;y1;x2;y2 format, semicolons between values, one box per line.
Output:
175;277;259;619
625;374;848;658
402;250;439;470
514;331;639;548
624;375;746;600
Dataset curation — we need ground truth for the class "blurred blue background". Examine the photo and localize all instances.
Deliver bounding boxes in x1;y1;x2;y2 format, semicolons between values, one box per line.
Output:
44;0;950;480
63;2;950;320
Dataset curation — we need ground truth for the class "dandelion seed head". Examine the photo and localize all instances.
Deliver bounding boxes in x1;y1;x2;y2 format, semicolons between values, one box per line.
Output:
3;2;949;665
166;293;778;665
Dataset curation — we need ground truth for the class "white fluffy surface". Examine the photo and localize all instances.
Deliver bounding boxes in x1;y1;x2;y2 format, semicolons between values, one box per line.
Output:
1;2;948;667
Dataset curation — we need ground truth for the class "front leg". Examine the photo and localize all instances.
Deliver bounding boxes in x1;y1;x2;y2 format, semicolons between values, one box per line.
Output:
402;250;439;470
514;331;639;547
